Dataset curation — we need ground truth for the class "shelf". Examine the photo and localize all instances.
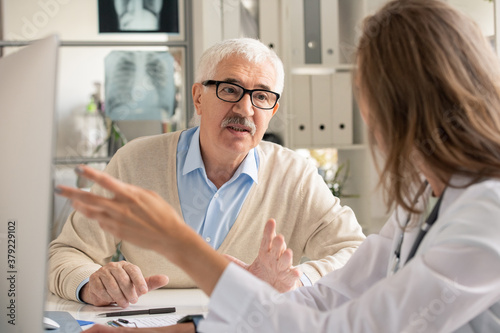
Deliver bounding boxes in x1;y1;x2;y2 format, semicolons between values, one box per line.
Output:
289;64;356;75
335;144;367;150
292;143;367;150
54;156;111;165
0;40;189;48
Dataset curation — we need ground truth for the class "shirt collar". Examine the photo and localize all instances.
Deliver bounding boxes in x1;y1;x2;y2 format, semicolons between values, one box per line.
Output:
237;146;259;184
183;127;204;175
182;127;259;184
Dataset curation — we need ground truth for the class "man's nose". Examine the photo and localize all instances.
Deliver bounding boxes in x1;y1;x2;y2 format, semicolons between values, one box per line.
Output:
233;92;255;117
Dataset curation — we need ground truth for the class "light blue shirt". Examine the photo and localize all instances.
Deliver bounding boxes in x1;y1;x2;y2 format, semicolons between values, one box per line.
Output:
177;126;259;250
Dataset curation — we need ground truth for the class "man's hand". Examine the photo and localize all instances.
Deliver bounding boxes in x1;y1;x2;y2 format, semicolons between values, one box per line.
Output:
224;219;301;293
81;261;169;308
84;323;195;333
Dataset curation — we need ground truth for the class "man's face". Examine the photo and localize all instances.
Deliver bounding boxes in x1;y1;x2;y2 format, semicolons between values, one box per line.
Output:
193;55;279;161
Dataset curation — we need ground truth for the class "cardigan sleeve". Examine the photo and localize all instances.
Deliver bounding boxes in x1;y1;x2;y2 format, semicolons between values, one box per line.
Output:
294;160;366;284
47;151;129;302
251;142;366;285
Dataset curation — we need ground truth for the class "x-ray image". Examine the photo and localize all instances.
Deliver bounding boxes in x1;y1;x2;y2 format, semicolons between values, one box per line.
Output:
105;51;176;121
98;0;179;33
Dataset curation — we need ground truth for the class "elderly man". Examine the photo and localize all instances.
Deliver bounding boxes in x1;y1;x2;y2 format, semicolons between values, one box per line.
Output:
48;38;365;308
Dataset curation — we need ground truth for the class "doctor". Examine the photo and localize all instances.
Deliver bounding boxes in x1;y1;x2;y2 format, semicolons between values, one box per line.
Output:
57;0;500;331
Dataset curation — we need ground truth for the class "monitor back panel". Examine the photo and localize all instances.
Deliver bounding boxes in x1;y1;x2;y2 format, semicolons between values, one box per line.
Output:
0;35;58;332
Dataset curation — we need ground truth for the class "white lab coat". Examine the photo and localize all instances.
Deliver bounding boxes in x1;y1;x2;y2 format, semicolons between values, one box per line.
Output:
199;177;500;332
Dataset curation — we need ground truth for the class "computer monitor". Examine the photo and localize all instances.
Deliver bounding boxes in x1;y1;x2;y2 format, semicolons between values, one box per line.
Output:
0;35;58;332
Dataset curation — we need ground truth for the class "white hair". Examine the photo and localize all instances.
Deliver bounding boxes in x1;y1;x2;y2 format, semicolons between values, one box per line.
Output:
195;38;285;94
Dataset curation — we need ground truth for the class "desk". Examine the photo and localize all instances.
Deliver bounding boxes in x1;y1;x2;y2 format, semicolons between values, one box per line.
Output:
45;289;210;328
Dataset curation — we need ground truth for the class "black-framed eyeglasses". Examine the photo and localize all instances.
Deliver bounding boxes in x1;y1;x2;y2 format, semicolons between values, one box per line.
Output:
202;80;280;110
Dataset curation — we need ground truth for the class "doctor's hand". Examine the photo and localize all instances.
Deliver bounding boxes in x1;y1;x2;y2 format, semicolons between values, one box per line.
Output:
81;261;169;308
223;219;301;293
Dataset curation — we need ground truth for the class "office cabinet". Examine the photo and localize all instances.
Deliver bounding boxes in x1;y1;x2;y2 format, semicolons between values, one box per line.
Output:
289;0;339;67
311;74;334;145
330;72;353;144
283;0;364;148
290;74;312;145
259;0;281;54
279;0;384;233
289;72;353;148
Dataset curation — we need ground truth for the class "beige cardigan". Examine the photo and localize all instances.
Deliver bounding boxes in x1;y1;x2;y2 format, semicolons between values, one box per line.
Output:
49;131;365;302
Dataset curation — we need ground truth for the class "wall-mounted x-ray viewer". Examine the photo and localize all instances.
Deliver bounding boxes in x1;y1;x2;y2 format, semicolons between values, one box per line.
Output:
105;51;176;121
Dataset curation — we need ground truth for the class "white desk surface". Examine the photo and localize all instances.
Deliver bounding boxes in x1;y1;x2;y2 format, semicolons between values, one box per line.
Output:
45;289;210;328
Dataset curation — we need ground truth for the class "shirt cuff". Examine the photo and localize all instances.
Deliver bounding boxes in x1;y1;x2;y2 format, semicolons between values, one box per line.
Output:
76;277;90;303
297;262;322;284
193;316;203;332
300;273;313;287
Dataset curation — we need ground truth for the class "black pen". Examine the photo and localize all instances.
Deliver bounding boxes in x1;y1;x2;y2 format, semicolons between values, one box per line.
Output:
98;307;176;317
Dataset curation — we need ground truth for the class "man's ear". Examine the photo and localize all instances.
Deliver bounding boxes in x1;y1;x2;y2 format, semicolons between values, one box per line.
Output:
271;102;279;116
192;83;203;115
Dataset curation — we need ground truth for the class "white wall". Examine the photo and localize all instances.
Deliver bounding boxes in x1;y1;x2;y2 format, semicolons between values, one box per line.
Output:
365;0;495;37
448;0;495;37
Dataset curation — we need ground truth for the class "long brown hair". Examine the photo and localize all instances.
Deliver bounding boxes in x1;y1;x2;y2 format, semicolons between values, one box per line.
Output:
356;0;500;213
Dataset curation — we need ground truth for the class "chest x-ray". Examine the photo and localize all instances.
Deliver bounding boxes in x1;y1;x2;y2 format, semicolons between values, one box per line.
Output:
115;0;163;31
98;0;179;33
105;51;176;121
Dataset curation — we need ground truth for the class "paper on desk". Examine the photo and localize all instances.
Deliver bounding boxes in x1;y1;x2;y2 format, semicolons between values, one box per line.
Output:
114;314;184;328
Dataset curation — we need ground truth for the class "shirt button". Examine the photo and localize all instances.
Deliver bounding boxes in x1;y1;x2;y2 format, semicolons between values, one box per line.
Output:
205;237;211;242
214;193;219;198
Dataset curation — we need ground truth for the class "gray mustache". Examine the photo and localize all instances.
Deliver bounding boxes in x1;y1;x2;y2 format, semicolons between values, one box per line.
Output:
221;116;256;136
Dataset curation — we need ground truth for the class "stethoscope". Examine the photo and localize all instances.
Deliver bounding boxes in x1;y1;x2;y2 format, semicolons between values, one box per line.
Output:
390;181;445;275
